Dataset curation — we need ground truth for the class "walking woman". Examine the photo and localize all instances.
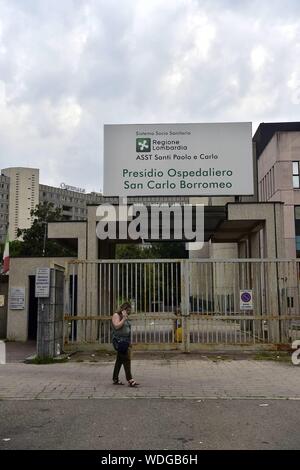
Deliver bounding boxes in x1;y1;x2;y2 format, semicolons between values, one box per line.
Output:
112;301;139;387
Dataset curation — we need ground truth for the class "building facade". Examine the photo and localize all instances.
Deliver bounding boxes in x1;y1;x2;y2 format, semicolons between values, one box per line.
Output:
39;184;103;221
1;167;39;241
0;174;9;243
1;167;190;243
3;121;300;257
254;122;300;258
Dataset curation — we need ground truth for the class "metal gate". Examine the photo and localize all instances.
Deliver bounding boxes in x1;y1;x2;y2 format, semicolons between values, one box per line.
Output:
64;259;300;351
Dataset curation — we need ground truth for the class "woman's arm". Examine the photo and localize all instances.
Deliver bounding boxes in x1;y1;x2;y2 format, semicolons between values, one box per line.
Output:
112;311;128;330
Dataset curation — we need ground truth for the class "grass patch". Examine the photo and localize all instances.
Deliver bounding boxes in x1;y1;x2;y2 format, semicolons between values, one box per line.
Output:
253;351;291;362
67;351;115;362
27;356;69;364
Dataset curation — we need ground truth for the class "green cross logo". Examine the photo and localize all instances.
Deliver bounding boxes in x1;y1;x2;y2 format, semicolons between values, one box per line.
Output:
136;138;151;152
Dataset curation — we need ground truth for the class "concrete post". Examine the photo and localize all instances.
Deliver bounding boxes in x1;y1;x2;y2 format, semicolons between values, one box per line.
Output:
37;269;64;359
180;260;190;352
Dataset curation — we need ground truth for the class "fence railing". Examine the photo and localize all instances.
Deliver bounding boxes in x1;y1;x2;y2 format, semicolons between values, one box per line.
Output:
64;259;300;349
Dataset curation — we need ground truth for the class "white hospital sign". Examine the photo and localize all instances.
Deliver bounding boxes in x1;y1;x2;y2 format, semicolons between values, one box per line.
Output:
103;123;253;196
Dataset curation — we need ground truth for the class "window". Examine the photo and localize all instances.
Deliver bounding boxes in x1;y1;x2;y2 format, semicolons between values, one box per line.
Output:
293;161;300;188
295;207;300;257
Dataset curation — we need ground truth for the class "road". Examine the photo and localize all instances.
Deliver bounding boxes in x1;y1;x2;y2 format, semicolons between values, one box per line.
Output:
0;398;299;450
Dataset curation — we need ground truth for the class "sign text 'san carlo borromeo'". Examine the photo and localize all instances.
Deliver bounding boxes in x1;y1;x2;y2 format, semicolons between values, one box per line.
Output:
103;123;253;196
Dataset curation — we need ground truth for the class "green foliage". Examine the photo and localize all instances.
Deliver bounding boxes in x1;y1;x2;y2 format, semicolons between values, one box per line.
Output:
12;202;76;257
9;240;24;257
116;242;187;259
148;242;187;259
116;244;151;259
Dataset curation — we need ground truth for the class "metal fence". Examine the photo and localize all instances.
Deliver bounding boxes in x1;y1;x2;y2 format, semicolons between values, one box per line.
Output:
64;259;300;350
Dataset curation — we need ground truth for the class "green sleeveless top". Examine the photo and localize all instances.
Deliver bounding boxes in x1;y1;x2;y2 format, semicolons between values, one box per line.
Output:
112;315;131;340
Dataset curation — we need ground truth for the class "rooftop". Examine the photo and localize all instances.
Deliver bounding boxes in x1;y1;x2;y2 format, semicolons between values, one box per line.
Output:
253;122;300;158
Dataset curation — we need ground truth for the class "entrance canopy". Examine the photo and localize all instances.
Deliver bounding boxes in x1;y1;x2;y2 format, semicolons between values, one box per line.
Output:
47;202;284;259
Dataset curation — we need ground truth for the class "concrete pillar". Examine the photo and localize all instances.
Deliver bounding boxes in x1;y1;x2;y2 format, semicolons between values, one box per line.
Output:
37;269;64;358
180;260;190;352
189;242;209;298
249;231;260;258
87;206;98;260
238;240;247;258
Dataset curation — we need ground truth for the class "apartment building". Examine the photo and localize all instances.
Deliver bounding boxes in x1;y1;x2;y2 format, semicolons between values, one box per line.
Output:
0;166;191;243
39;184;103;220
1;167;39;241
0;174;9;243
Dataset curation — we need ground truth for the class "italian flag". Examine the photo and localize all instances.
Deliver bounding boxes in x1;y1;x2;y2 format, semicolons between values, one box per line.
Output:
2;235;9;274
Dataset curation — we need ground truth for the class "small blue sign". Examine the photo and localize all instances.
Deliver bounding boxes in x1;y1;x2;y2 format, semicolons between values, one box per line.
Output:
241;292;251;303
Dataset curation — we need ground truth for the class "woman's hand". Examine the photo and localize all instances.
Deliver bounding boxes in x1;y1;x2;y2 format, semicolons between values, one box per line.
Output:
122;310;128;319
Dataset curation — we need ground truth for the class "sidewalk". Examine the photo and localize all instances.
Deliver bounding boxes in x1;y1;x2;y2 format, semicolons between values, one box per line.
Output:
5;341;36;363
0;354;299;400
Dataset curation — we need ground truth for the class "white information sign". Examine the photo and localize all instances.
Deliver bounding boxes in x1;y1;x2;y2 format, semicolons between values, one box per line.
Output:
9;287;25;310
35;268;50;298
103;122;253;196
240;290;253;310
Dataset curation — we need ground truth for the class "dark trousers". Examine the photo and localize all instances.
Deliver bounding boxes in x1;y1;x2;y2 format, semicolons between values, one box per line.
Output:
113;348;132;382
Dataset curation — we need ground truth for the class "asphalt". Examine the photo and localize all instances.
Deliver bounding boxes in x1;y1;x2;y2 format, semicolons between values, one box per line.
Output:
0;398;300;450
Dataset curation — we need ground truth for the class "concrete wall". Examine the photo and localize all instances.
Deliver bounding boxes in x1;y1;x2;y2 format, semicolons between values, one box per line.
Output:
7;257;75;341
228;203;285;258
0;276;8;338
48;221;87;259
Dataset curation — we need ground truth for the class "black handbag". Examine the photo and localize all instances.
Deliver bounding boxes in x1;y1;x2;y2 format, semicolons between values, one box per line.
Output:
112;337;130;353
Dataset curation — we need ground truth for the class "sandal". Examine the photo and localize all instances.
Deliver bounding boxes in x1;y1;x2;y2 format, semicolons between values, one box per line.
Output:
113;380;124;385
128;380;139;387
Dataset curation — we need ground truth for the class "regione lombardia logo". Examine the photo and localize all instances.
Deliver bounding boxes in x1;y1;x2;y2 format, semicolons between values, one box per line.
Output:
136;138;151;152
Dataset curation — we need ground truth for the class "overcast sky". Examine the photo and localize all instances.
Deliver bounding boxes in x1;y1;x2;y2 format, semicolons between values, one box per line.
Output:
0;0;300;192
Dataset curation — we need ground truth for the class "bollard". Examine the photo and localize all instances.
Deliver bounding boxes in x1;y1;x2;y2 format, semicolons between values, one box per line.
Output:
0;340;6;364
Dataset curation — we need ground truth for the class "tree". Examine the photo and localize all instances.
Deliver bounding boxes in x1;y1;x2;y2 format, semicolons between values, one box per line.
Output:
116;242;187;259
148;242;187;259
14;202;76;257
116;244;151;259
